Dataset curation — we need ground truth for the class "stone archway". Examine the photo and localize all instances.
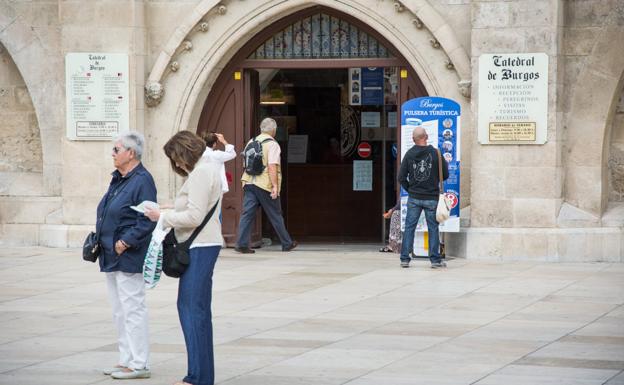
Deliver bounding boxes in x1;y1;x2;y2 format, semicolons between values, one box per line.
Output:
563;21;624;218
0;3;64;196
144;0;471;198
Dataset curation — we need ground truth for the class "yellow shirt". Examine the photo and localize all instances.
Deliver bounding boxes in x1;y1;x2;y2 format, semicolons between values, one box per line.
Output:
241;133;282;193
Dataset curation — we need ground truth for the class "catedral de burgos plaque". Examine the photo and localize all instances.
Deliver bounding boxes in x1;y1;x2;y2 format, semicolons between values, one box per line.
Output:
65;53;129;140
478;53;548;144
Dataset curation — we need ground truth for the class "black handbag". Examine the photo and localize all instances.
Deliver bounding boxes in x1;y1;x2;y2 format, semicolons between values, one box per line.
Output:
84;173;133;263
162;201;219;278
82;231;100;262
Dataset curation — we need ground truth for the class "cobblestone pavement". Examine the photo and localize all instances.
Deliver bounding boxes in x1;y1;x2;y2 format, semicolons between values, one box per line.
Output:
0;245;623;385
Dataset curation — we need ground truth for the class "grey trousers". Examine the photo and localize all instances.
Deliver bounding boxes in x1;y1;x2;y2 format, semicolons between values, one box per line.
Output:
235;184;293;249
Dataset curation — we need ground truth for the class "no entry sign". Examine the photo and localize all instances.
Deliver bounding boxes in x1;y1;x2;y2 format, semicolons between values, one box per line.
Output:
357;142;371;158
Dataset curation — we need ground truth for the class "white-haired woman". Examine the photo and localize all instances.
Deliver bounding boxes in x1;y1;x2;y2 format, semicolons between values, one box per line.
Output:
95;131;157;379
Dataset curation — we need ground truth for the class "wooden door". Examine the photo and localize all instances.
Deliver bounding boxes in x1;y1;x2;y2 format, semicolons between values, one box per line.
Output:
243;69;263;246
197;67;244;246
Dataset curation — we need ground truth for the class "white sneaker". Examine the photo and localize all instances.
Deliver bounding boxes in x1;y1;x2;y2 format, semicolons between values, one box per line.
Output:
103;366;127;375
111;368;151;379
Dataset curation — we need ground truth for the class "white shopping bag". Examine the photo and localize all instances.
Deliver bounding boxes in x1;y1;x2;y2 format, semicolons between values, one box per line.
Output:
143;217;170;289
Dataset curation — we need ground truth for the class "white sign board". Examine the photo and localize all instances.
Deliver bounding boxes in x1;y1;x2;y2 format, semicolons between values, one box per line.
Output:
65;53;129;140
361;112;381;128
353;160;372;191
478;53;548;144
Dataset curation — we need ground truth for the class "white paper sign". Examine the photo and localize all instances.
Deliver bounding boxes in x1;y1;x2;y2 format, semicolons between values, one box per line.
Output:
353;160;372;191
287;135;308;163
400;120;438;161
478;53;548;144
388;111;397;128
361;111;381;128
65;53;129;141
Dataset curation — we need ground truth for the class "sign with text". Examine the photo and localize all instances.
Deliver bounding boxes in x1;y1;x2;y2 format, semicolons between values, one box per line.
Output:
400;97;461;233
65;53;129;141
478;53;548;144
353;160;373;191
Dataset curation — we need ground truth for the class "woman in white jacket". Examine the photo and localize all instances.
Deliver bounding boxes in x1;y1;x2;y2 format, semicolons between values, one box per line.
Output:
201;132;236;193
145;131;222;385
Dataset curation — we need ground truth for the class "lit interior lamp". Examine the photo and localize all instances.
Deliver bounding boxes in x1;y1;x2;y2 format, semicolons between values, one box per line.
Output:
260;88;286;105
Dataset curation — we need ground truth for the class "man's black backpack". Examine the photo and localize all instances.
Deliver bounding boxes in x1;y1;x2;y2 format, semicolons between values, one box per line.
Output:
242;136;274;176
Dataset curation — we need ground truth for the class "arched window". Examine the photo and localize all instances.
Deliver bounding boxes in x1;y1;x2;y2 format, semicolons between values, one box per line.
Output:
248;13;392;60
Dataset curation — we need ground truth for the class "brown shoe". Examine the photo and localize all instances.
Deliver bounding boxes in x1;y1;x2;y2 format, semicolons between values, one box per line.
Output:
282;240;298;252
234;246;255;254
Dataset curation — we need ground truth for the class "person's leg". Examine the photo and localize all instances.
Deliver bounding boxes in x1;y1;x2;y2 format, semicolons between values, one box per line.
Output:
422;199;442;264
106;272;130;368
116;272;149;370
235;186;259;248
180;247;220;385
400;198;423;264
252;185;294;249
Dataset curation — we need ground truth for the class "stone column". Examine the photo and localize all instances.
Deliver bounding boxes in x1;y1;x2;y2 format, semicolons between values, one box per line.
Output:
468;0;565;258
59;0;148;245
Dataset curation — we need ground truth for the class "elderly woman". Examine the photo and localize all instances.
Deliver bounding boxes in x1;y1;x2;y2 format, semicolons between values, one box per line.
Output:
96;131;157;379
144;131;222;385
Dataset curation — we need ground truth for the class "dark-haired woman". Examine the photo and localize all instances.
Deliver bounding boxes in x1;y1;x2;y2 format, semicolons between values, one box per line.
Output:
145;130;222;385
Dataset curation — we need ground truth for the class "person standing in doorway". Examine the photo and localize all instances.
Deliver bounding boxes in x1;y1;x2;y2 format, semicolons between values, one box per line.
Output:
398;126;448;269
234;117;298;253
201;132;236;193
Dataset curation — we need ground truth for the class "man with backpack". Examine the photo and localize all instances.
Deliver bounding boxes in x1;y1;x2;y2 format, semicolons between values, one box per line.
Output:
234;117;298;253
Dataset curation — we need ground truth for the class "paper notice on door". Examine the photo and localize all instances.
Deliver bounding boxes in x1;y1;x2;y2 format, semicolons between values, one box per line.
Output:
288;135;308;163
353;160;373;191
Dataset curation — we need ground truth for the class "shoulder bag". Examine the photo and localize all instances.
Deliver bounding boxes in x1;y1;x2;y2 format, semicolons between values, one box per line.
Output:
435;148;452;223
162;200;219;278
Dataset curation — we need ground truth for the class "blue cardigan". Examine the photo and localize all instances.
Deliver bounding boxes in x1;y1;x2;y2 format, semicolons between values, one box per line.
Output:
95;163;157;273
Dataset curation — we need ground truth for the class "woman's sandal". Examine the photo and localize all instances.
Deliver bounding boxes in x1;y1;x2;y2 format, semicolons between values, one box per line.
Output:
379;246;393;252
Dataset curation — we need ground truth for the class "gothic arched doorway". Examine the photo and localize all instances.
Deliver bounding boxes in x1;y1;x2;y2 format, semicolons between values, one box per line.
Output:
198;6;427;246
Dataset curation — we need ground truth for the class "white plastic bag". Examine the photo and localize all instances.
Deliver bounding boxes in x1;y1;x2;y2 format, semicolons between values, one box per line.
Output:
143;217;170;289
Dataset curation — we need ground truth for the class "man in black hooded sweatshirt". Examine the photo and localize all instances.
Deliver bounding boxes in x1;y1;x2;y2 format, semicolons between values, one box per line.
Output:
398;126;449;269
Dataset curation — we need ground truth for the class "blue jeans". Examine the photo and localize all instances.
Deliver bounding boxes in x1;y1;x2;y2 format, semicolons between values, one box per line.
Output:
236;184;294;250
400;197;442;264
178;246;220;385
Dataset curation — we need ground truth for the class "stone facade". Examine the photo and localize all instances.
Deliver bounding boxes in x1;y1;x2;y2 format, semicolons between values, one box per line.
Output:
0;0;622;260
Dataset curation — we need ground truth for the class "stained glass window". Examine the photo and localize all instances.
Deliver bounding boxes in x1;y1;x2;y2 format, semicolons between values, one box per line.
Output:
248;13;392;59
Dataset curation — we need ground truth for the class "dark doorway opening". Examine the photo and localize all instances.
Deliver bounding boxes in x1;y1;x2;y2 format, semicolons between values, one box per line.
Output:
254;68;399;243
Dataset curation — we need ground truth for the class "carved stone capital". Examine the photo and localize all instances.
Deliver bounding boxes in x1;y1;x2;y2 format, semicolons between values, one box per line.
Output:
170;61;180;72
217;5;227;15
145;81;164;107
445;60;454;70
198;21;209;32
430;39;441;49
412;18;424;29
393;1;404;12
182;40;193;51
458;80;471;98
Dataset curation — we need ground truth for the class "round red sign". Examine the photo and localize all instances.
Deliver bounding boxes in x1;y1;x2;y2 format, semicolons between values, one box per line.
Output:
357;142;372;158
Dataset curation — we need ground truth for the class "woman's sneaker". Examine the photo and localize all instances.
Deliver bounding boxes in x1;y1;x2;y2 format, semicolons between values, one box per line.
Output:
111;368;151;379
103;366;127;375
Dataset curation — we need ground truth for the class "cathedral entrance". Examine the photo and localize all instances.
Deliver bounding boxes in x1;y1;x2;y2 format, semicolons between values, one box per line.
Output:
197;6;427;246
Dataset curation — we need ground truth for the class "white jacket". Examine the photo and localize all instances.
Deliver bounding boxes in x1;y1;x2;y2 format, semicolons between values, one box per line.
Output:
202;144;236;193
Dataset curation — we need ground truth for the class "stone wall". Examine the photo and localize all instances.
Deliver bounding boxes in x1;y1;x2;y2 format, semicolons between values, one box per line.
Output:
562;0;624;216
0;43;42;173
609;88;624;202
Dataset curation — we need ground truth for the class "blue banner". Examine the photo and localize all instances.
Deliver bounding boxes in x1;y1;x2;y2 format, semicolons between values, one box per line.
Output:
400;97;461;232
361;67;384;105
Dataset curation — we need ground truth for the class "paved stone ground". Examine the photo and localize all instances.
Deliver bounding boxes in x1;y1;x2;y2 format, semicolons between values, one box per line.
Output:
0;245;623;385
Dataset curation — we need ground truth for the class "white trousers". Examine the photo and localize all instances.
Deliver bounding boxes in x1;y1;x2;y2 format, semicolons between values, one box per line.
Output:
106;271;149;370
